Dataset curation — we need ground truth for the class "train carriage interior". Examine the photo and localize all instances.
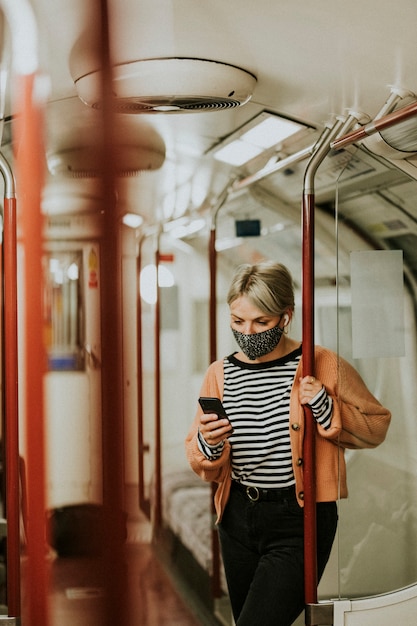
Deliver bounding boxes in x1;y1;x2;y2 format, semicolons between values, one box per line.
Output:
0;1;417;625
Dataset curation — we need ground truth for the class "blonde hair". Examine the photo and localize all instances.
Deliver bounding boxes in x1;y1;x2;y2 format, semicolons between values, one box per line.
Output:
227;262;295;316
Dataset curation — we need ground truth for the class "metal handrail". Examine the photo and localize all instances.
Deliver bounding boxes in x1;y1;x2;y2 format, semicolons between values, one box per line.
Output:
331;98;417;151
301;115;354;621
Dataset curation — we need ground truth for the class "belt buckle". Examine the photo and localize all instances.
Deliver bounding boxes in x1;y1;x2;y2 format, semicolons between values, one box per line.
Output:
246;485;260;502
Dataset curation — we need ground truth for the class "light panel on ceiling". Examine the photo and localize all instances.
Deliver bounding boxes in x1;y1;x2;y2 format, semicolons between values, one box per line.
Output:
213;113;306;166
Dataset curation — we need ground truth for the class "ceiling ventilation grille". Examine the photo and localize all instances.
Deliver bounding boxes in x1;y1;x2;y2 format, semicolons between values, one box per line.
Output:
110;96;244;113
72;58;257;113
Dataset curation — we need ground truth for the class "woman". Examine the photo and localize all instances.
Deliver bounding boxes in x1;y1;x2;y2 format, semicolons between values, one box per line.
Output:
185;261;391;626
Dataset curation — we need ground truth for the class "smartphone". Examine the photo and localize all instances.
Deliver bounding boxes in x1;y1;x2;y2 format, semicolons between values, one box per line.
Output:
198;397;232;429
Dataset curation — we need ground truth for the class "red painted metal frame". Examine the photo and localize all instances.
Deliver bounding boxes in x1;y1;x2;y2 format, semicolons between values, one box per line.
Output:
3;190;21;618
209;227;217;364
208;226;222;599
154;246;162;530
206;186;233;598
14;72;49;626
95;1;129;623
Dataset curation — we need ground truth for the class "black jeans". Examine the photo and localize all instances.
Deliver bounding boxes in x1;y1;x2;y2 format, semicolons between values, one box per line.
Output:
218;485;338;626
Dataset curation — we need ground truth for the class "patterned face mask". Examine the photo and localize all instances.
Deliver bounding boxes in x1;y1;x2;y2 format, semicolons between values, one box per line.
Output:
232;322;284;360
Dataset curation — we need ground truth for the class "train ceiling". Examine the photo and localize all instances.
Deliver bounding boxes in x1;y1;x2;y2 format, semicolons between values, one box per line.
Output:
1;0;417;271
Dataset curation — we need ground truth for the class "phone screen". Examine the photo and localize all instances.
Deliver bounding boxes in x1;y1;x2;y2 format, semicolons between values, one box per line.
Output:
198;397;228;418
198;397;233;433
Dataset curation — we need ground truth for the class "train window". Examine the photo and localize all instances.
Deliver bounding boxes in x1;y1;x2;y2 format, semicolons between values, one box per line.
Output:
43;251;85;371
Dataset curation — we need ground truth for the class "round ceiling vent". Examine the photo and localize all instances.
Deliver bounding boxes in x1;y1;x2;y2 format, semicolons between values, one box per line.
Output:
46;144;165;178
73;58;257;113
46;115;166;177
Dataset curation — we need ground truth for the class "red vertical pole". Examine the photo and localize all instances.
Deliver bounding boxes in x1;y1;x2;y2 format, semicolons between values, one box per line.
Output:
14;72;49;626
96;0;129;623
302;192;318;606
207;190;229;600
209;227;217;364
208;225;222;599
301;119;345;622
154;245;162;530
3;191;21;618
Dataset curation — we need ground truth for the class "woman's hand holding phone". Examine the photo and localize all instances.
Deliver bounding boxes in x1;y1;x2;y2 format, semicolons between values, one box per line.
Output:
198;397;233;445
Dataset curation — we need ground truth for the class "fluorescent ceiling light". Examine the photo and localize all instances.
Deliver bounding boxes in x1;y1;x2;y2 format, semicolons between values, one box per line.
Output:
214;113;305;166
122;213;144;228
215;237;244;251
215;141;264;167
244;117;302;148
164;217;206;239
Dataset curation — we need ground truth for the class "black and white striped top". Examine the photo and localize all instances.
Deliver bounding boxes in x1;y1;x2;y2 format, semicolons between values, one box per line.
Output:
198;346;333;489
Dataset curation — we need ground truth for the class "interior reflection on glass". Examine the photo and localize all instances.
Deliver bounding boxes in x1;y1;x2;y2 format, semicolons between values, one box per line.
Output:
43;251;85;371
325;161;417;604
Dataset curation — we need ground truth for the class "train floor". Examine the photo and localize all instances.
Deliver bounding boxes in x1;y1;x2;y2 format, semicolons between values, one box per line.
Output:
16;495;221;626
46;543;202;626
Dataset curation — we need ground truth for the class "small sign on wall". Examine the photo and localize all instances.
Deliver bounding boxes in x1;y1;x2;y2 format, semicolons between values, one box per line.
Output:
351;250;404;358
88;248;98;289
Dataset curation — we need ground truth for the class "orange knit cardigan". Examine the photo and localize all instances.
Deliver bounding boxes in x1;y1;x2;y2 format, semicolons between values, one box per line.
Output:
185;346;391;522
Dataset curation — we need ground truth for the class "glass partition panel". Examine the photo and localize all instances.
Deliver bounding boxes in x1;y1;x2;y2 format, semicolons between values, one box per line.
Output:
319;150;417;603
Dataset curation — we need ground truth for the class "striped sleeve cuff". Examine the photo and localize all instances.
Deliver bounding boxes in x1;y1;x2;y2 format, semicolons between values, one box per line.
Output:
308;386;333;430
197;429;225;460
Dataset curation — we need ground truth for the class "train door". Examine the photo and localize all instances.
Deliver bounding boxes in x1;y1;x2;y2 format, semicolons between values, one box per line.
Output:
18;227;102;509
42;240;102;509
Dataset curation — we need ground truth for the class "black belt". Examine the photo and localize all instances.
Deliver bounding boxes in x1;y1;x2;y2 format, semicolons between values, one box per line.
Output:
231;480;295;502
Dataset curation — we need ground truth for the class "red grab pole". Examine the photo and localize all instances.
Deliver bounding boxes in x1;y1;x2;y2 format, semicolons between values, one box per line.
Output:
2;0;48;621
154;244;162;531
208;190;230;599
301;118;345;618
301;190;318;606
2;156;21;617
14;72;49;626
208;223;222;599
95;1;129;622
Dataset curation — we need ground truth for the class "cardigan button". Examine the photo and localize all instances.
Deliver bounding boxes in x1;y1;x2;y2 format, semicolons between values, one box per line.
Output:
296;458;303;466
298;491;304;500
291;423;301;431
